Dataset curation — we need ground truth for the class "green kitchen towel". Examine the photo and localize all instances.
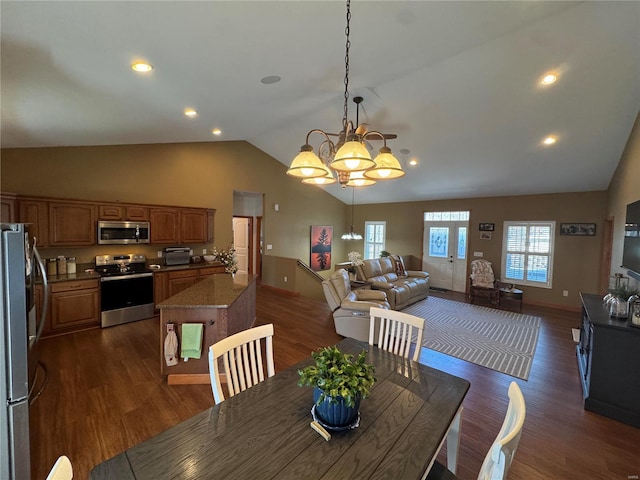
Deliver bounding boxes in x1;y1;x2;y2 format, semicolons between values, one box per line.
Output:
181;323;204;360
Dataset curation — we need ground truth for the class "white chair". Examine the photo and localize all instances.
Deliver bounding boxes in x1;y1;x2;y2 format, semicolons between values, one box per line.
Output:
369;306;425;362
208;324;275;404
45;455;73;480
426;382;526;480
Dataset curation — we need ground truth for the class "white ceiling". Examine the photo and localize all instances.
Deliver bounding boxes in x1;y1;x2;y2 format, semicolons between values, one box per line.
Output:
2;1;639;205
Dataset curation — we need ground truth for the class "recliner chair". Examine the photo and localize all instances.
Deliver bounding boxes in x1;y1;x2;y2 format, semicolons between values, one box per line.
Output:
322;269;390;341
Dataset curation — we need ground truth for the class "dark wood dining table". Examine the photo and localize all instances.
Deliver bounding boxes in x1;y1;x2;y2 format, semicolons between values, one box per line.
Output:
90;337;470;480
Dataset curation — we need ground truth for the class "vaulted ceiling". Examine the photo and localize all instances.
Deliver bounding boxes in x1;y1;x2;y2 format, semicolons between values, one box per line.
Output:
2;1;639;204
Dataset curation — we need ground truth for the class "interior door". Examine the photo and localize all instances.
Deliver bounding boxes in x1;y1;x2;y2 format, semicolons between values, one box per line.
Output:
422;221;468;292
232;217;250;274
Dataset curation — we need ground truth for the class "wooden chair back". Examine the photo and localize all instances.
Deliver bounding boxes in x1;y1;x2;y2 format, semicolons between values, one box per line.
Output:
208;324;275;404
369;307;424;362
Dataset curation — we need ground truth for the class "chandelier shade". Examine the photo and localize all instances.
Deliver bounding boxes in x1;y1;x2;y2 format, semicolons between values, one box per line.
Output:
330;139;375;172
286;145;326;179
364;146;406;180
286;0;405;189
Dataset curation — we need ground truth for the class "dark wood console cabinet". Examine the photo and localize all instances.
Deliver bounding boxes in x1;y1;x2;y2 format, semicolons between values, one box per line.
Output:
578;293;640;427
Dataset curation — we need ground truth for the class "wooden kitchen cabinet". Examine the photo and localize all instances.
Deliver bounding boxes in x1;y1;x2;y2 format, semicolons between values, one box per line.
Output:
48;201;96;246
1;193;17;222
18;198;49;247
167;269;200;297
199;266;225;277
150;207;180;244
180;208;208;244
207;209;215;243
48;279;100;333
99;204;149;221
154;272;168;307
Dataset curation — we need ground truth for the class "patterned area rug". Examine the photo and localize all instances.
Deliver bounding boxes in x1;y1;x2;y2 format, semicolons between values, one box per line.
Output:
402;296;541;380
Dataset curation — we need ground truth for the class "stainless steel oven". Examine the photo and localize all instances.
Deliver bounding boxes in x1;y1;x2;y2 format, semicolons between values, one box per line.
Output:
96;254;154;327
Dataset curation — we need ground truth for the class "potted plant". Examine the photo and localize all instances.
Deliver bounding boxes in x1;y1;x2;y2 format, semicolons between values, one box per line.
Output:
606;284;640;318
347;251;364;281
298;345;376;429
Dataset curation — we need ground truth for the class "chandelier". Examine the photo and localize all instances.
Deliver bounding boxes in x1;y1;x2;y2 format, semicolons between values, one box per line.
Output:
286;0;405;188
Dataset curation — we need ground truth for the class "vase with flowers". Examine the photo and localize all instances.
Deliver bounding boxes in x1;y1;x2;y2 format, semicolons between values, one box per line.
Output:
212;246;238;274
347;251;364;281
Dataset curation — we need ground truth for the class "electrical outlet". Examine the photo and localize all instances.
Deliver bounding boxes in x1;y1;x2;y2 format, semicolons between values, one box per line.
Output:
267;244;273;250
157;251;163;258
189;249;193;256
284;276;288;283
563;290;569;297
202;248;207;255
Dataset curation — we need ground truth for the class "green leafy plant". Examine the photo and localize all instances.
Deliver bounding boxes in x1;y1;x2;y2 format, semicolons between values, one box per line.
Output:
609;284;640;300
379;250;391;257
297;346;376;408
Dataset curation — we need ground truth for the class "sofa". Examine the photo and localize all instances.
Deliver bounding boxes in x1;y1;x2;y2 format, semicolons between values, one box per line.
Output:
355;256;429;310
322;268;390;342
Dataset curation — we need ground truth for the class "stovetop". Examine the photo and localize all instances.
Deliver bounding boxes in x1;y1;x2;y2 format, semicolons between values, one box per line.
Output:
95;254;151;277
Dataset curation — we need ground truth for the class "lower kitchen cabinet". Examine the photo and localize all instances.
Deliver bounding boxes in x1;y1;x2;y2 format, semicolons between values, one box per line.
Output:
46;279;100;335
167;269;200;297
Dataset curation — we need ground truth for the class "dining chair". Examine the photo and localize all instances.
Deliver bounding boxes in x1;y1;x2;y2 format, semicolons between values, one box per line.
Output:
45;455;73;480
425;381;526;480
208;323;275;404
369;306;425;362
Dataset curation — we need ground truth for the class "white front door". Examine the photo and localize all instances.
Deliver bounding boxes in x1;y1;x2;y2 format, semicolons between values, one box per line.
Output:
232;217;250;274
422;221;468;292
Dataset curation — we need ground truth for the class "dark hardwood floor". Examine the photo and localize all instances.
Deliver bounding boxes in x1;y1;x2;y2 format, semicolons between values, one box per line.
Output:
31;288;640;480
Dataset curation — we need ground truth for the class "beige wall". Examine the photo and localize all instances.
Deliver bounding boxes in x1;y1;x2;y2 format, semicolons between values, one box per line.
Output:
607;111;640;291
3;124;637;309
355;192;607;309
0;141;349;288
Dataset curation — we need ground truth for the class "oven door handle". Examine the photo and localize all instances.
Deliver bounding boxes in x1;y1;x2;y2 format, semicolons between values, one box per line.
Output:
101;273;154;282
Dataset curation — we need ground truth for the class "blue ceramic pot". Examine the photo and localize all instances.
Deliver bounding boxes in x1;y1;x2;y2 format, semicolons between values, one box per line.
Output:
313;387;360;428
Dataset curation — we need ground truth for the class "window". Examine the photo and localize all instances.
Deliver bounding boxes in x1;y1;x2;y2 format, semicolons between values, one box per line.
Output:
424;211;469;221
364;221;386;259
501;221;555;288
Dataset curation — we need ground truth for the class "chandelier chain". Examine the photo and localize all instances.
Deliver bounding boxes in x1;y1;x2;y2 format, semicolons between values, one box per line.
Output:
342;0;351;133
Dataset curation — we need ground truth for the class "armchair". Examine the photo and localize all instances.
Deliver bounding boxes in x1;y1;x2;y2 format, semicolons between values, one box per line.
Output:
469;259;500;306
322;269;390;342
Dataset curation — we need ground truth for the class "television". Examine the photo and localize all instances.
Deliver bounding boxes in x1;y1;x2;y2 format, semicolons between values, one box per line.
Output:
622;199;640;280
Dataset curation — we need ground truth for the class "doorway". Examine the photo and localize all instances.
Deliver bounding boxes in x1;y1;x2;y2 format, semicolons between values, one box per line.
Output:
422;212;469;292
232;191;263;280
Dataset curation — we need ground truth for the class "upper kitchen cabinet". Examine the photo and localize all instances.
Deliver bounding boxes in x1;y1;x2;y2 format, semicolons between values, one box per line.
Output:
207;209;215;243
48;201;97;246
181;209;208;244
99;204;149;221
150;207;180;244
18;198;49;247
1;193;17;222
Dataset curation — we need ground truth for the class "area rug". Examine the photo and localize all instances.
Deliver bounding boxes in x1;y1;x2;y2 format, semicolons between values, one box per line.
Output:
402;296;541;380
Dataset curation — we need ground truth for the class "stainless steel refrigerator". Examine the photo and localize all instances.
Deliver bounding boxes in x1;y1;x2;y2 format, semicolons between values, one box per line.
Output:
1;223;49;480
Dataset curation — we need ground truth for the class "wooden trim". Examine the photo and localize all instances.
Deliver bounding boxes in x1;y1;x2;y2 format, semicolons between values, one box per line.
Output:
599;218;614;295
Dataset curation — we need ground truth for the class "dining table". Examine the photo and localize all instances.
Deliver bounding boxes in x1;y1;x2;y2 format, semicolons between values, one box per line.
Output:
90;337;470;480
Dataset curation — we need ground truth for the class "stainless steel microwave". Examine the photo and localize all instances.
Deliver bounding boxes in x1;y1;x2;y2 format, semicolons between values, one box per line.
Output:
97;221;150;245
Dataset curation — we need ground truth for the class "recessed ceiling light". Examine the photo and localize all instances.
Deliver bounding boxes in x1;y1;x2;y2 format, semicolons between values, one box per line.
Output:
543;136;557;145
212;128;222;136
541;73;557;85
409;158;418;166
261;75;281;85
131;62;153;73
184;108;197;118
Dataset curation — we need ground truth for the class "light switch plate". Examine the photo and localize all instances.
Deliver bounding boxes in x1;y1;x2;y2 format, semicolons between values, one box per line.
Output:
473;252;483;257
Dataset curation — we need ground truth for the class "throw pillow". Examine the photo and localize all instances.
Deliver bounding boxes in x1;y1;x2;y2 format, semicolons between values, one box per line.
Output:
391;255;407;277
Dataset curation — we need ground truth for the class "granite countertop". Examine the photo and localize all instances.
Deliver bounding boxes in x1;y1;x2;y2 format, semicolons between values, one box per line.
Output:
147;261;225;272
38;262;101;284
158;273;256;309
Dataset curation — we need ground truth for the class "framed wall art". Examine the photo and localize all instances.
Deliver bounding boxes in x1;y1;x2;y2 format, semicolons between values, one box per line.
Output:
560;223;596;236
480;231;492;240
479;223;495;231
310;225;333;271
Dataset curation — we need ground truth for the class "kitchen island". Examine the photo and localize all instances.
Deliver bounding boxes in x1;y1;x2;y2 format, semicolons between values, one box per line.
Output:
158;273;257;384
